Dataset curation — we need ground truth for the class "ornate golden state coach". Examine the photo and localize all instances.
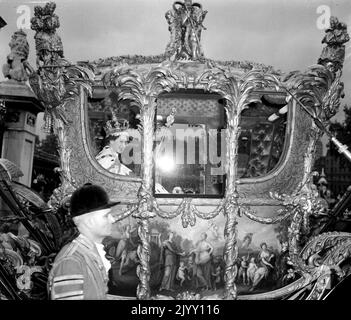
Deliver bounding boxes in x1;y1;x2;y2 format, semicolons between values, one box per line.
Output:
1;1;351;300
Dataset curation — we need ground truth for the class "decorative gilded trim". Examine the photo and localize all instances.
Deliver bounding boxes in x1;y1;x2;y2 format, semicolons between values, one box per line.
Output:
153;198;224;227
240;204;295;224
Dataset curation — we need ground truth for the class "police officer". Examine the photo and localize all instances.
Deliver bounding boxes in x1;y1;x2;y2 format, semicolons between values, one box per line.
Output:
48;183;119;300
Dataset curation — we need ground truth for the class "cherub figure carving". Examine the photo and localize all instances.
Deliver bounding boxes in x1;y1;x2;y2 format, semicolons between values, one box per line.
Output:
165;0;207;61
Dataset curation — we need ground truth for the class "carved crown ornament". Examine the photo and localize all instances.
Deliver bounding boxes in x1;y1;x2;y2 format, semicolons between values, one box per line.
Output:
20;0;351;300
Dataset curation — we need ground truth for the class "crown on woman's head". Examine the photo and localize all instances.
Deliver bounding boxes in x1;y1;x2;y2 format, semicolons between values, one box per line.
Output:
104;110;129;138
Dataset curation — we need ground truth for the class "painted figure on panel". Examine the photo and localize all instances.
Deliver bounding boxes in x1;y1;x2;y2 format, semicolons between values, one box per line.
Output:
238;255;249;285
176;261;190;287
247;257;258;286
249;242;275;291
112;224;138;276
190;232;214;290
159;231;185;291
103;219;139;296
148;214;297;297
104;218;163;297
233;217;300;295
149;216;226;297
211;262;222;290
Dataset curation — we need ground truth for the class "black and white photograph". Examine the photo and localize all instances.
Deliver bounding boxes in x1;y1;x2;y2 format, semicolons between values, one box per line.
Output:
0;0;351;304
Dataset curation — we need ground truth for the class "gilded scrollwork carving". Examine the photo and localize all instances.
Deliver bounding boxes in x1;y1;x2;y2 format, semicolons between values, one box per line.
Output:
300;232;351;266
282;64;343;129
283;64;351;164
222;193;239;300
153;199;182;219
133;190;156;220
195;67;280;108
298;233;351;300
132;190;156;300
112;204;138;223
305;266;332;300
322;238;351;278
153;198;196;226
135;219;152;300
282;232;351;300
153;198;224;223
91;54;278;74
165;0;207;61
180;199;197;228
266;176;326;271
240;204;294;224
47;177;75;212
